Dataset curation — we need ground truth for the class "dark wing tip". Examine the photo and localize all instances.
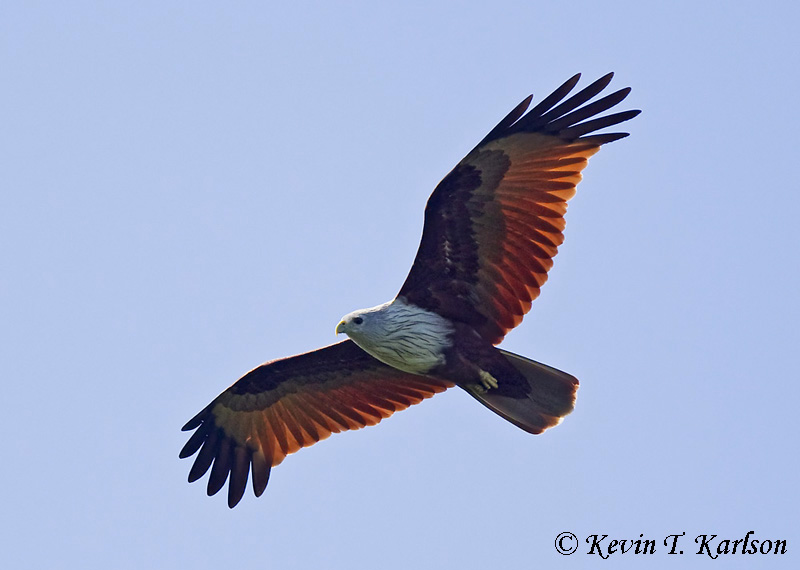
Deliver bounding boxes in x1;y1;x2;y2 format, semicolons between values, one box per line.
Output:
480;72;638;146
251;451;271;497
178;423;208;459
567;72;583;84
181;404;211;431
227;447;250;508
558;108;641;139
580;132;630;145
479;94;533;145
181;418;201;431
180;407;266;508
526;73;583;117
206;438;233;497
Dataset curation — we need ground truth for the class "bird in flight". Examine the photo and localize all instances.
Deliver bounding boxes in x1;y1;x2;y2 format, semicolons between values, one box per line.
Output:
180;73;639;507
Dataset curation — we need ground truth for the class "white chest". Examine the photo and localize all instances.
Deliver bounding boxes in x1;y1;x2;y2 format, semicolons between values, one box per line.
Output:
345;299;454;375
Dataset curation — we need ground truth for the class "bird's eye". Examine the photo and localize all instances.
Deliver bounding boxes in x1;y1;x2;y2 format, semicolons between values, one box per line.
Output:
353;317;363;325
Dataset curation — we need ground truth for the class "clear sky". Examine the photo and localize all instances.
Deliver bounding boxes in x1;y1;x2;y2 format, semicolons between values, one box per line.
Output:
2;2;797;569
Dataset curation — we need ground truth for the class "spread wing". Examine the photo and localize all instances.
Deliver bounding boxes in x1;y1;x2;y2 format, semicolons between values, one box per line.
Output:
397;73;640;345
179;340;453;507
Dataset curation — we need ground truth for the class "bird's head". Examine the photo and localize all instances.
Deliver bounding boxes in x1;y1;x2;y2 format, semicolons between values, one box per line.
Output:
335;302;392;342
336;310;367;338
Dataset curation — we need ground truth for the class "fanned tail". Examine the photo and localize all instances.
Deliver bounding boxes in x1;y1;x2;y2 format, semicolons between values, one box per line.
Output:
464;349;578;434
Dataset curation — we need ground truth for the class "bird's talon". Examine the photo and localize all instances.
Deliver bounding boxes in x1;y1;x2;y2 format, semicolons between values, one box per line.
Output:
479;371;499;391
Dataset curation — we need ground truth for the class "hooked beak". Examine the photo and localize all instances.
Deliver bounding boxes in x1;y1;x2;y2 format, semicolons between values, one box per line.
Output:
335;321;346;335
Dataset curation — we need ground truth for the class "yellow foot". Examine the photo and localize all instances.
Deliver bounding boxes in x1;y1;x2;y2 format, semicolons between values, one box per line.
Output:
478;370;499;391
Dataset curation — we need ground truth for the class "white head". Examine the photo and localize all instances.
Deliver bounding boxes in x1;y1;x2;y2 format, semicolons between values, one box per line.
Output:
335;302;393;345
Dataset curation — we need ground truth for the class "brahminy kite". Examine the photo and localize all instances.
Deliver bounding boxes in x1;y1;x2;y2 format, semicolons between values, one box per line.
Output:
180;73;639;507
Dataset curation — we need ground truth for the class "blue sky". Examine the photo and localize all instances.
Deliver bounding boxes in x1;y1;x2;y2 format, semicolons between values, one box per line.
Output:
2;2;797;569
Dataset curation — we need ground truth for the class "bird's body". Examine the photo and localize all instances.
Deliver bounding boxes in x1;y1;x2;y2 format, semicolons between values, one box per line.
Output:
180;73;640;507
338;298;523;397
337;298;453;375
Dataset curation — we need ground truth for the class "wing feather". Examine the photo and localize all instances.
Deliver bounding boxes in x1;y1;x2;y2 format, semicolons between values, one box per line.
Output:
397;73;639;343
251;450;270;497
180;340;453;507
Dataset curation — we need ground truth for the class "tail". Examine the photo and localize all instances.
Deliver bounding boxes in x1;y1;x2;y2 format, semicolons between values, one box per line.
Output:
464;350;579;434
